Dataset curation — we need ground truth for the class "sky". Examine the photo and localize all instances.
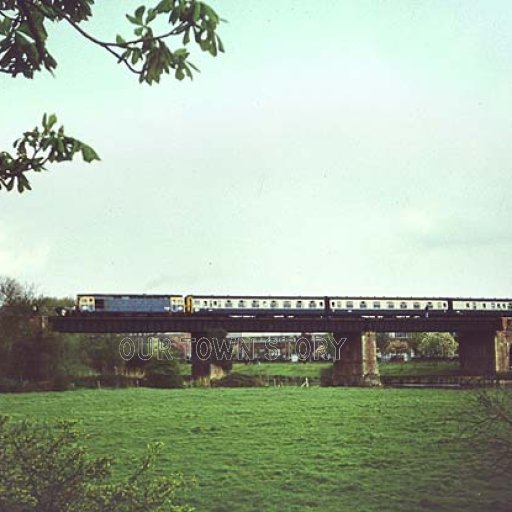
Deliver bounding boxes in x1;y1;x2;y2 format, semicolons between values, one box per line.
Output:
1;0;512;299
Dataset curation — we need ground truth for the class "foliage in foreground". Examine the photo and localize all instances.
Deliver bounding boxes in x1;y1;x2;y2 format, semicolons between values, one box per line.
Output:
463;389;512;473
0;416;194;512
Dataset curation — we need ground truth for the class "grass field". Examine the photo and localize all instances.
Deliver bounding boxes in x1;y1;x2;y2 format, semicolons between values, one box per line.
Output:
178;360;461;379
0;387;509;512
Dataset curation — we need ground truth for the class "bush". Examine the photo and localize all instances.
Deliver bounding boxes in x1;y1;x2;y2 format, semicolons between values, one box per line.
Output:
0;377;21;393
211;372;265;388
144;358;183;389
73;374;139;389
320;366;334;387
0;416;194;512
51;371;71;391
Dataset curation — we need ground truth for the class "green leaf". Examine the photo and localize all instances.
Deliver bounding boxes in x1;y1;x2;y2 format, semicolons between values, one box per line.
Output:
47;114;57;130
155;0;172;13
146;8;157;24
81;144;100;163
134;6;146;23
116;34;126;46
217;36;225;53
193;2;201;22
126;14;140;25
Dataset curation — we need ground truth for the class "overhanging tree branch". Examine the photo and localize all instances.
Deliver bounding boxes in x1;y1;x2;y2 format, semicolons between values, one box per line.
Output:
0;0;225;193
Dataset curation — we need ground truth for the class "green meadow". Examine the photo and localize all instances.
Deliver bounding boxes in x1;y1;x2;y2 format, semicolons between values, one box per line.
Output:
0;387;509;512
178;360;461;379
229;360;460;378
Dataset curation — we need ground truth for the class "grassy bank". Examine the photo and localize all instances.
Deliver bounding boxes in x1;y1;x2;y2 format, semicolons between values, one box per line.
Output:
0;387;508;511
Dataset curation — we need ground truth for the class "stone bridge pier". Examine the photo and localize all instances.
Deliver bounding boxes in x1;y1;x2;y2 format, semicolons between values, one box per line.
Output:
332;331;381;386
457;320;512;375
190;332;233;386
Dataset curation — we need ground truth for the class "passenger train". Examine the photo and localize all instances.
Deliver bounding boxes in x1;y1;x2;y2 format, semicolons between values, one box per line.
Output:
59;293;512;317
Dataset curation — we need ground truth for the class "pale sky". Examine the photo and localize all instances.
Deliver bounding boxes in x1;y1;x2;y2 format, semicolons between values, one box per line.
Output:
1;1;512;299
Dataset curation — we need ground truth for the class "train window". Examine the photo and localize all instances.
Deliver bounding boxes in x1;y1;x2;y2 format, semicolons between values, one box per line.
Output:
346;301;354;308
252;300;260;308
284;301;291;308
95;299;105;309
203;300;208;306
330;301;335;307
213;300;218;306
319;301;324;307
309;301;316;308
427;302;433;308
491;303;496;309
482;303;487;309
508;303;512;310
413;302;420;309
337;301;342;308
387;301;395;309
238;300;246;308
225;300;232;308
296;300;303;308
373;301;381;309
360;301;367;309
194;300;200;305
466;303;470;308
271;300;278;308
400;302;408;309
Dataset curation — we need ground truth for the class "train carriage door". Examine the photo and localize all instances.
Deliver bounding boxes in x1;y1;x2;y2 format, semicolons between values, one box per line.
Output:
185;296;193;314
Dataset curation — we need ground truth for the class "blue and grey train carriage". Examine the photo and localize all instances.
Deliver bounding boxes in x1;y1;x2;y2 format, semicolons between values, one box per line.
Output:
76;294;185;314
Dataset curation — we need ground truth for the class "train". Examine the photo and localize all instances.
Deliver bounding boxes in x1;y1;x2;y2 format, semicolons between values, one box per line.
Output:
56;293;512;317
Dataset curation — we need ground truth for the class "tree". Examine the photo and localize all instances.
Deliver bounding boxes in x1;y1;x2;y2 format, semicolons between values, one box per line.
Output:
0;276;40;379
144;357;184;388
83;333;127;375
0;0;224;192
375;332;391;353
0;276;85;385
417;332;458;358
0;415;194;511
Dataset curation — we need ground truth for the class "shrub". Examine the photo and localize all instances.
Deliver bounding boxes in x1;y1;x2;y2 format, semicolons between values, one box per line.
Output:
0;377;21;393
0;415;194;512
144;358;183;389
320;366;334;387
211;372;265;388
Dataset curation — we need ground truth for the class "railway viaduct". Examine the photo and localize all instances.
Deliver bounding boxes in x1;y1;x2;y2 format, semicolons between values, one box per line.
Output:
49;314;512;386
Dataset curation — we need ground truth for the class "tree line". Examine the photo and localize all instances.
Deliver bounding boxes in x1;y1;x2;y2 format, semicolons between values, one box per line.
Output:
0;276;184;391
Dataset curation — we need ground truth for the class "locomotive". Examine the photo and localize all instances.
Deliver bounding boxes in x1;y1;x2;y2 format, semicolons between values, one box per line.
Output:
58;293;512;317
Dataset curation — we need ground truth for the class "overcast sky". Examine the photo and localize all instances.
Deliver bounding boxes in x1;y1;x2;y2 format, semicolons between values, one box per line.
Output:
1;1;512;299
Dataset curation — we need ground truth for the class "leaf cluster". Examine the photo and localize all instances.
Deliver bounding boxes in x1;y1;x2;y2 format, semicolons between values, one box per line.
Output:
0;0;224;84
0;0;94;77
0;113;99;192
